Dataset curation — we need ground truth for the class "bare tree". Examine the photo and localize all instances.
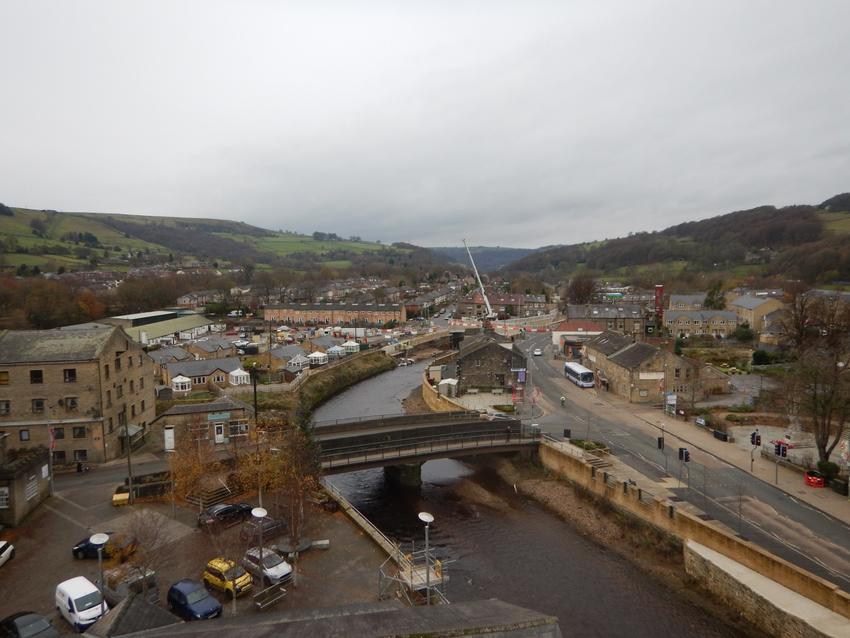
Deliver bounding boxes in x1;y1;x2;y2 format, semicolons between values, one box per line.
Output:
565;272;597;305
121;509;173;598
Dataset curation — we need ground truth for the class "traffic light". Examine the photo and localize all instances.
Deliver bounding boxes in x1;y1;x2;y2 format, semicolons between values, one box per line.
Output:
750;432;756;445
781;445;787;458
774;443;781;456
756;435;761;446
683;449;690;462
678;447;685;460
657;437;664;450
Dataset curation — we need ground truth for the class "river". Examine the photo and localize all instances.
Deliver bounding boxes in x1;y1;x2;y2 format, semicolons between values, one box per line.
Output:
318;361;744;637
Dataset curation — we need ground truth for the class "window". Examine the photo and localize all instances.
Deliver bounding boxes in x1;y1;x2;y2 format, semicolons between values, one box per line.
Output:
19;429;30;441
0;401;9;416
131;404;136;417
73;449;88;462
31;399;45;414
674;368;681;379
191;376;206;385
72;426;86;439
30;370;43;384
118;409;127;426
115;357;122;371
63;368;77;383
140;400;145;412
128;355;134;368
108;417;113;433
106;390;112;407
53;427;65;439
0;486;8;509
65;397;78;410
213;375;224;383
0;371;8;385
104;363;110;380
130;380;135;393
116;384;123;398
139;377;144;390
52;451;66;465
25;475;37;501
229;420;249;437
138;354;143;366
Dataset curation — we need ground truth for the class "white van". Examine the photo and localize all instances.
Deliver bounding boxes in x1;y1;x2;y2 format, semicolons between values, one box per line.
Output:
56;576;109;631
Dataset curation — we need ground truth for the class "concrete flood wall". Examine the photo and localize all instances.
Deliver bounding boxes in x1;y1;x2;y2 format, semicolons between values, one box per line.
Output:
685;541;850;638
538;441;850;625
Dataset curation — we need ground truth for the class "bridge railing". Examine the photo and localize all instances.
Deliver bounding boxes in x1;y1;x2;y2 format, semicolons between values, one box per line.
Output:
314;411;481;431
321;428;539;469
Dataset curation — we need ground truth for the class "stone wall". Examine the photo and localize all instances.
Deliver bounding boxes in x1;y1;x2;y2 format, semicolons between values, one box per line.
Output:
538;441;850;621
421;377;465;412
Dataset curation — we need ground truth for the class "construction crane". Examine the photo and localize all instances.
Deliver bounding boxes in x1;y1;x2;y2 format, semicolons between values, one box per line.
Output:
463;239;498;321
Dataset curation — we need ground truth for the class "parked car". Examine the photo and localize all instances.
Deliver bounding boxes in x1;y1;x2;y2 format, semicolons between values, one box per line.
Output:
99;566;158;606
55;577;108;632
241;547;292;586
71;533;136;560
0;612;60;638
0;541;14;569
533;348;543;356
197;503;252;529
804;470;826;488
239;517;286;544
202;558;252;598
166;579;221;621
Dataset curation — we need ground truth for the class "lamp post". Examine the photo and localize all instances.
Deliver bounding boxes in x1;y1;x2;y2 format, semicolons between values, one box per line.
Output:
90;532;110;615
252;507;268;587
418;511;434;605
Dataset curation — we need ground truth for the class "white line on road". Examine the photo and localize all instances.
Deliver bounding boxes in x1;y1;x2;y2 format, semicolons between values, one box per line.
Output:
44;504;90;531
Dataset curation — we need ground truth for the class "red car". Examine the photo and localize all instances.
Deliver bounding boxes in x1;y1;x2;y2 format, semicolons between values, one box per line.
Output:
804;471;826;488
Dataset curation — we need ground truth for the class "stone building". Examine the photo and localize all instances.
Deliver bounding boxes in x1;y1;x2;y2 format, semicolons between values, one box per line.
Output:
584;331;729;404
264;303;405;326
727;295;785;333
450;337;526;395
0;443;51;527
667;293;706;311
564;304;646;340
664;310;738;338
151;396;254;454
0;325;157;465
164;357;249;393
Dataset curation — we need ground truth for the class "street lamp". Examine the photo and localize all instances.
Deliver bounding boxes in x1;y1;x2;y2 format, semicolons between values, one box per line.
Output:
252;507;268;587
418;511;434;605
90;532;110;615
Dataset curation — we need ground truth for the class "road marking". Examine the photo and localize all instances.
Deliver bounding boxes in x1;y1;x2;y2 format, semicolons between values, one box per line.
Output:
53;492;88;512
44;504;90;531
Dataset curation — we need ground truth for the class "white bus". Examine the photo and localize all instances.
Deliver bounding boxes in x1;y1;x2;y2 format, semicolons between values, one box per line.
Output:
564;362;595;388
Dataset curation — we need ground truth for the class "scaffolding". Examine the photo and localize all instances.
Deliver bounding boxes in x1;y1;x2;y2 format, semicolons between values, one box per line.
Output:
378;542;449;606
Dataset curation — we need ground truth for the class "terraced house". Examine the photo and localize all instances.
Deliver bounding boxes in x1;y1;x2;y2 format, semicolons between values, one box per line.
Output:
0;325;156;465
664;310;738;338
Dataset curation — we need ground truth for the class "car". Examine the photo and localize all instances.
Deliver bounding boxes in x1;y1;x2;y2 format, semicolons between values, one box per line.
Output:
55;577;109;632
533;348;543;356
166;579;221;621
239;517;287;544
0;612;60;638
0;541;14;569
241;547;292;586
201;558;252;598
804;470;826;488
197;502;252;529
71;533;136;561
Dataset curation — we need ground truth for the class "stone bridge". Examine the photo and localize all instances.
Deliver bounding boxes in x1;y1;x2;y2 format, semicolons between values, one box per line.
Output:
314;411;539;483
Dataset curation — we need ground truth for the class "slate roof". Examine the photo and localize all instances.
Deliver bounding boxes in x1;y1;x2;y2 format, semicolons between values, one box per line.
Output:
87;592;181;637
665;310;737;322
166;357;242;378
607;342;659;369
270;344;307;360
127;599;560;638
157;396;254;418
585;331;633;356
730;294;772;310
311;335;343;349
668;293;706;306
267;303;403;311
565;304;644;320
122;314;215;342
0;325;118;363
147;346;192;365
190;337;235;353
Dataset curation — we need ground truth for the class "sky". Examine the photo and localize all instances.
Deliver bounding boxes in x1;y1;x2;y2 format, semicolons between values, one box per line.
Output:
2;1;849;249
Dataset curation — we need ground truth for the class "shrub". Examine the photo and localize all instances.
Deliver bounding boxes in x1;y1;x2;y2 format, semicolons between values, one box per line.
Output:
817;461;840;481
752;350;772;365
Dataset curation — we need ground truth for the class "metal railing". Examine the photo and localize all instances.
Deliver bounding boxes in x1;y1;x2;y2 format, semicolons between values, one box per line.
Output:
314;410;477;429
321;429;539;470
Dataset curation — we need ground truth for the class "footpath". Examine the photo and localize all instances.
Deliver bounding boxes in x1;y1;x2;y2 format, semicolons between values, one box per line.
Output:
542;357;850;529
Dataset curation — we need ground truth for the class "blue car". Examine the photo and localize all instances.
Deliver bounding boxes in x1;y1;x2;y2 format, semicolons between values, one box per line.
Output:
166;579;221;621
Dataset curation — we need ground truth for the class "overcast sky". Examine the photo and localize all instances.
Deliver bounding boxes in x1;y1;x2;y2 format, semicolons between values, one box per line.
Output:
2;1;849;248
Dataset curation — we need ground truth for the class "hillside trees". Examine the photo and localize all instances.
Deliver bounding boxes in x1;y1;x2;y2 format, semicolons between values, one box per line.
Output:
565;271;597;305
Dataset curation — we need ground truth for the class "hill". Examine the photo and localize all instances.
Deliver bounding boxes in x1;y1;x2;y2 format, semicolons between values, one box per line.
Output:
0;207;410;273
503;193;850;286
428;245;538;271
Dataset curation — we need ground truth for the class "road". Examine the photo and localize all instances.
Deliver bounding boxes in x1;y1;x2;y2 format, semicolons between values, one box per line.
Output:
516;332;850;593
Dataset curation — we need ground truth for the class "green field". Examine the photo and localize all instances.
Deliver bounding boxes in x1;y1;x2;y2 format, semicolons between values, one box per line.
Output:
819;211;850;235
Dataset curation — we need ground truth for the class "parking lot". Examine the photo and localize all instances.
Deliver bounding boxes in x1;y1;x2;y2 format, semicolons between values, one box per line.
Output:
0;471;387;633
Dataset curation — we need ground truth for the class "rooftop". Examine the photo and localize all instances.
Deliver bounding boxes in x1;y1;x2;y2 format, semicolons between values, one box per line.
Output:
0;325;118;363
608;342;660;369
585;331;634;356
157;396;254;418
166;357;243;378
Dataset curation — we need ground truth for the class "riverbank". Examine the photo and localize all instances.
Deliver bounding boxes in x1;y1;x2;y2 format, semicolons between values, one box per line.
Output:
482;456;766;638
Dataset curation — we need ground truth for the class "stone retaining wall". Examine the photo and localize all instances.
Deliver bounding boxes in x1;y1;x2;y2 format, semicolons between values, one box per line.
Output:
538;440;850;622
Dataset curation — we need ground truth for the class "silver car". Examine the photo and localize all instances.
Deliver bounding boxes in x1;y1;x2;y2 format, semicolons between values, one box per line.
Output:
241;547;292;586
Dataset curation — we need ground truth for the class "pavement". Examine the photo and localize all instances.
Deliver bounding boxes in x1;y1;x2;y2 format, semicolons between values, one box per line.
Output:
514;332;850;593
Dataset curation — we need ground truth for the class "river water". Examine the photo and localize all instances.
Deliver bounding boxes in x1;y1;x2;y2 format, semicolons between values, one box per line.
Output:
319;362;743;637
